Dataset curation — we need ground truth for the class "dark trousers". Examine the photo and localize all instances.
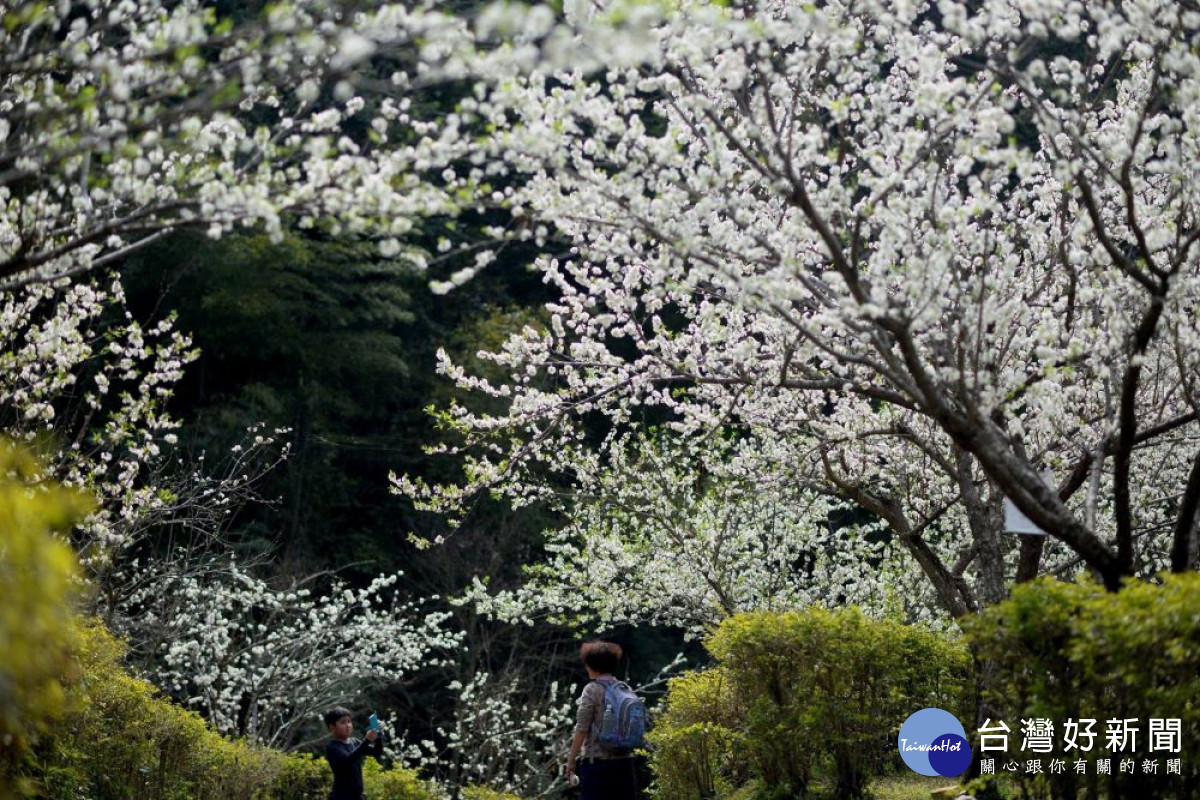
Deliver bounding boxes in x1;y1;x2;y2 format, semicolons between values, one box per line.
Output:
578;757;638;800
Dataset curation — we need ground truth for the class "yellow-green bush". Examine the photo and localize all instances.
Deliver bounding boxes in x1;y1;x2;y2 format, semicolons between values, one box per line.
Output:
275;751;331;800
363;757;440;800
963;575;1200;800
650;608;973;800
25;619;282;799
648;669;747;800
0;443;93;795
460;784;524;800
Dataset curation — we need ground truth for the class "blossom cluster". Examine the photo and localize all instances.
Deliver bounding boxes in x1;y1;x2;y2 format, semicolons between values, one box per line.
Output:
460;433;941;635
125;565;461;746
389;669;578;797
0;0;503;288
401;0;1200;618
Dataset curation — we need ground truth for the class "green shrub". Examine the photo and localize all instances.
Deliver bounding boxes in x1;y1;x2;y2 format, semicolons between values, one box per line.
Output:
963;575;1200;800
648;669;747;800
460;785;524;800
363;757;440;800
275;752;331;800
650;608;973;800
25;620;283;799
0;442;93;793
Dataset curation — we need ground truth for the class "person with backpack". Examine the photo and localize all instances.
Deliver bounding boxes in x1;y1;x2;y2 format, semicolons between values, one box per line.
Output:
564;640;646;799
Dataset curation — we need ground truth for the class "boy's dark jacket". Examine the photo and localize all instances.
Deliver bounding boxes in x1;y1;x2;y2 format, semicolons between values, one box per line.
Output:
325;735;383;800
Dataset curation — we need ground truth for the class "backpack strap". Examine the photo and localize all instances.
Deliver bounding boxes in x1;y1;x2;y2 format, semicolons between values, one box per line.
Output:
585;678;615;764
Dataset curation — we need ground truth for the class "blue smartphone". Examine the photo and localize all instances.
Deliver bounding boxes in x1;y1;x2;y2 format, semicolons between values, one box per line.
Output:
368;713;379;731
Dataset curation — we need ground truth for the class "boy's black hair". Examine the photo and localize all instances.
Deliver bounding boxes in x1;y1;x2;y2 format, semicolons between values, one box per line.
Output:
324;707;353;728
580;640;622;674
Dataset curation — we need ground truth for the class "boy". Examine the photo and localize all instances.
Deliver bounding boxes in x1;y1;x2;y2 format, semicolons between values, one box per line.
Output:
323;707;382;800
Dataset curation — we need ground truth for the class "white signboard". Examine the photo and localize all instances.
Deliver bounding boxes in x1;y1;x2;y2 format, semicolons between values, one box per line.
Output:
1003;471;1053;536
1003;497;1047;536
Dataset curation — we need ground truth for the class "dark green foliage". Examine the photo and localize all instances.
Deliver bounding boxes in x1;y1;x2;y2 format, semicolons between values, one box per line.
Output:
125;229;422;571
962;576;1200;800
649;608;973;800
123;227;554;582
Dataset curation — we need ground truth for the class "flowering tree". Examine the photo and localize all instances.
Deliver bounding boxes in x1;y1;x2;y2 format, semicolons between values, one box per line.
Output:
401;0;1200;616
0;277;284;584
391;666;578;797
0;0;499;288
461;433;929;635
2;0;586;751
129;565;460;747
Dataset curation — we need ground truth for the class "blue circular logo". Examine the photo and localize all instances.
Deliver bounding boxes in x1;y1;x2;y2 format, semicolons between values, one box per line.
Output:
898;708;972;777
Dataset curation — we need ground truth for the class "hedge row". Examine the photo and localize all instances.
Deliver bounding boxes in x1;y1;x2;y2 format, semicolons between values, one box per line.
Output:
7;620;438;800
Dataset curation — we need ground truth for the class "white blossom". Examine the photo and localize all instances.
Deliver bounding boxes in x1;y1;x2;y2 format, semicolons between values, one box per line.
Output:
399;0;1200;617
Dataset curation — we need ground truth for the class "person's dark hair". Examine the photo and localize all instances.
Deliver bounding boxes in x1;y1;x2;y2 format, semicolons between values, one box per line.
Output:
580;640;622;674
324;707;353;728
